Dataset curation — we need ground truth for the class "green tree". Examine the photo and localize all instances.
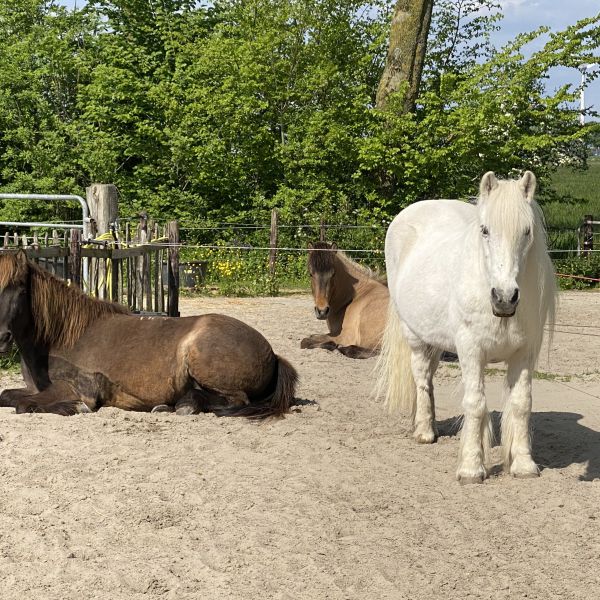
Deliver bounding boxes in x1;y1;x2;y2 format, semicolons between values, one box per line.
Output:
376;0;434;112
358;14;600;217
0;0;90;220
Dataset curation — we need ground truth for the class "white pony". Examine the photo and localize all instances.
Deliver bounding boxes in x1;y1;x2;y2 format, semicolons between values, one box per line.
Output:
377;171;556;484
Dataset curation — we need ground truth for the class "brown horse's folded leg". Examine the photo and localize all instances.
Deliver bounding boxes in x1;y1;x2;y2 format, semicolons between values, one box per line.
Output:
15;381;84;416
337;345;379;359
0;388;33;408
301;334;338;351
175;387;251;416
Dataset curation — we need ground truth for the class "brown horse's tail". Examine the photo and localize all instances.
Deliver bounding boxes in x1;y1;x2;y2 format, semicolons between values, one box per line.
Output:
214;355;298;420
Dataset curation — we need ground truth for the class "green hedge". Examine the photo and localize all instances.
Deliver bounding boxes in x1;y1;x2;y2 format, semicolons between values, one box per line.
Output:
553;255;600;289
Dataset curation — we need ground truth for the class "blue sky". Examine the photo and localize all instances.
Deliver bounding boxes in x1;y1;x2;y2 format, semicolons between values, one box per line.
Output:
60;0;599;119
492;0;599;120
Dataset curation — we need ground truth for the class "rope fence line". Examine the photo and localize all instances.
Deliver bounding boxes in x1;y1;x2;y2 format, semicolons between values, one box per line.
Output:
114;241;600;254
551;379;600;402
179;224;388;231
75;241;596;283
555;273;600;283
549;329;600;338
131;243;387;254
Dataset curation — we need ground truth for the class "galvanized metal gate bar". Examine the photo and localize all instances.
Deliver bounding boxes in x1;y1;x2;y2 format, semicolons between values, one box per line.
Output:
0;193;91;239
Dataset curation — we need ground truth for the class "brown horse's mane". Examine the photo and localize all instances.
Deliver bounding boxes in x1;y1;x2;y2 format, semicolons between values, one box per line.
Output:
0;252;128;348
308;242;386;285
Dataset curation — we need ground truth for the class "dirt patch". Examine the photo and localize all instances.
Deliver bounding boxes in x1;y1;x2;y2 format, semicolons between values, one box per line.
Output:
0;291;599;599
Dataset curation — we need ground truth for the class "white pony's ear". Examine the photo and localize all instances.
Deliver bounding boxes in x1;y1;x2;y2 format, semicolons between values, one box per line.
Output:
519;171;537;203
330;242;338;251
479;171;498;197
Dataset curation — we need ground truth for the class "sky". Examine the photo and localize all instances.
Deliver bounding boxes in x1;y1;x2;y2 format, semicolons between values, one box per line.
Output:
492;0;600;121
60;0;599;120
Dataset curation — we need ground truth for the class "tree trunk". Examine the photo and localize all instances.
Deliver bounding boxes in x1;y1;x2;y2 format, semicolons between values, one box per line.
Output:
376;0;434;112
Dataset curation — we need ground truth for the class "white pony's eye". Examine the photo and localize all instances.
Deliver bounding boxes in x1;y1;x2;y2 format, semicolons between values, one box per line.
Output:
524;226;531;236
481;225;489;237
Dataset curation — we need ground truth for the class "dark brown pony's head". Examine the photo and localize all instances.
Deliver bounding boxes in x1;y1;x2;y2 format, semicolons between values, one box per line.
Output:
307;241;338;319
0;252;29;352
0;251;127;351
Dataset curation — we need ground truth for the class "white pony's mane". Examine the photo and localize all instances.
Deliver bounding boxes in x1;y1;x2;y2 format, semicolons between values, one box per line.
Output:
479;177;556;361
480;180;536;235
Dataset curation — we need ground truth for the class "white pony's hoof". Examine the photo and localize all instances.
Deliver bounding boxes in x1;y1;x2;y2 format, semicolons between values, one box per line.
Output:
77;403;92;414
513;471;540;479
413;430;437;444
457;473;485;485
510;456;540;479
456;465;487;484
151;404;173;413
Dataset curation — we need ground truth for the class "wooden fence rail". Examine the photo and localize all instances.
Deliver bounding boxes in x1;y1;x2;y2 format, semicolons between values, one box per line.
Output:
0;220;179;317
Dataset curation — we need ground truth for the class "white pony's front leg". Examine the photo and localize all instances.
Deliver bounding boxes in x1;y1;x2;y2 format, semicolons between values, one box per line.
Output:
411;347;440;443
502;353;538;478
456;353;491;484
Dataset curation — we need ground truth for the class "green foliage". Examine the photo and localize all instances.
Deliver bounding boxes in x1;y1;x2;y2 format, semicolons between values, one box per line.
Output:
0;347;20;372
424;0;502;88
0;0;88;221
553;254;600;289
358;16;600;215
0;0;598;284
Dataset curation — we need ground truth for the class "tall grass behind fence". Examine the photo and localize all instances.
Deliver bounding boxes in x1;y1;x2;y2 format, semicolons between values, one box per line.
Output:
542;157;600;288
179;199;599;294
544;158;600;229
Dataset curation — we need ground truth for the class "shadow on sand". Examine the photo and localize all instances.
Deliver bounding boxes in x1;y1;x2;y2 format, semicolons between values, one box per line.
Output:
437;410;600;481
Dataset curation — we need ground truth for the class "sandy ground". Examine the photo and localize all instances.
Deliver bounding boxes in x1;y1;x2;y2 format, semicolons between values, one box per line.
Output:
1;290;600;599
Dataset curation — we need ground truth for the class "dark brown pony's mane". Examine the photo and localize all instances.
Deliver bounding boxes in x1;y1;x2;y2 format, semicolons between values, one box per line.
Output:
308;241;386;284
0;253;128;349
307;241;337;272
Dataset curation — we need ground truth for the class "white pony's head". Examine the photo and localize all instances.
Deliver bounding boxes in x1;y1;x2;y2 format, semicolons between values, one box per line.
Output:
477;171;539;318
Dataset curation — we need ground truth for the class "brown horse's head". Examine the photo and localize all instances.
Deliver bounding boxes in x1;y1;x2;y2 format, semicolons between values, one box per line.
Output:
307;241;337;320
0;250;127;352
0;251;29;352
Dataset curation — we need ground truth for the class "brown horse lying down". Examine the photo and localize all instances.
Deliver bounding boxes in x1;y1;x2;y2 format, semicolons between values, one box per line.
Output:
301;242;389;359
0;252;297;417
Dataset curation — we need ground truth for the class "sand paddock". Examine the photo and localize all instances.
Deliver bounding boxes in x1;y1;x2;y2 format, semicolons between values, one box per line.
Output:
1;291;599;599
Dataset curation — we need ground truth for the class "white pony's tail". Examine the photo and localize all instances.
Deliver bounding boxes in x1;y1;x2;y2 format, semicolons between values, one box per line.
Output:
374;301;416;421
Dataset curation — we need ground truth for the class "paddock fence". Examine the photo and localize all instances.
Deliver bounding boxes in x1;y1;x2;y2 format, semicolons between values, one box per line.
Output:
0;182;597;301
0;216;181;317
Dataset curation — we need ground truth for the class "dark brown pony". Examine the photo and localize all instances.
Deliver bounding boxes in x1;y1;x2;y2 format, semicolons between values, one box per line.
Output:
0;252;297;417
301;242;389;359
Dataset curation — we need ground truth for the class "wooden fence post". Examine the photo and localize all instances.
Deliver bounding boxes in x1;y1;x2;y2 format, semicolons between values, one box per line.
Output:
69;229;82;287
269;208;279;276
583;214;594;257
167;220;180;317
320;217;326;242
86;184;119;236
87;184;119;299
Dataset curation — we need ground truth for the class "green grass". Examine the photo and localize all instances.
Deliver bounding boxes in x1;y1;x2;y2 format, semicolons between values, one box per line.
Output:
0;349;20;373
445;363;573;381
543;157;600;229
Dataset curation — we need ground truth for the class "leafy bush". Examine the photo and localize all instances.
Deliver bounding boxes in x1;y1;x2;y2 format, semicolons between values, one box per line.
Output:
0;348;20;373
553;255;600;289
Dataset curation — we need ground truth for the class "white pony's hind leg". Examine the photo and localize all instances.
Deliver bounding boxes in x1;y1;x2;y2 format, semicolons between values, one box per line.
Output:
502;353;538;478
456;352;492;484
410;346;440;443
